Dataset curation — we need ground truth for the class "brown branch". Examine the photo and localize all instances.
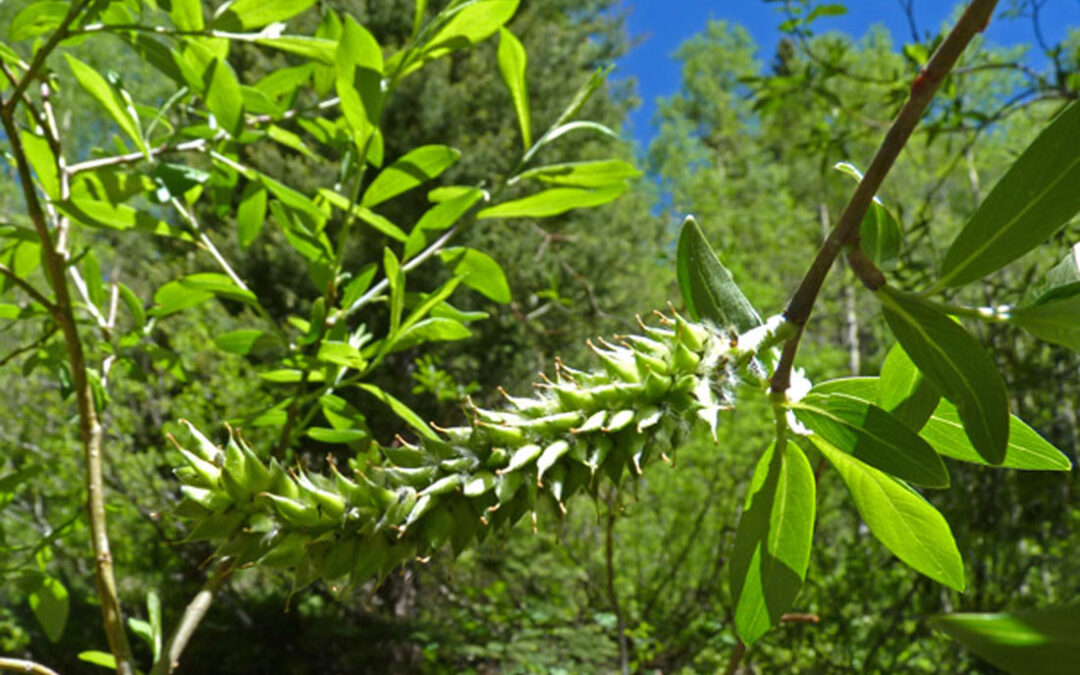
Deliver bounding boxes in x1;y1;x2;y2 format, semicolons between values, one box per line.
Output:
2;88;136;675
150;564;233;675
723;639;746;675
769;0;999;395
0;657;62;675
3;0;89;110
0;263;56;312
0;327;59;367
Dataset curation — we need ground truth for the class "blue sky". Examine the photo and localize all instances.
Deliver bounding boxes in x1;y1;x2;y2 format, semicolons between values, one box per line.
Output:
617;1;1079;149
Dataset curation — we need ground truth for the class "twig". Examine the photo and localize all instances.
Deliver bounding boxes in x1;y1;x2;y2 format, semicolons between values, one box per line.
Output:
0;327;59;367
3;80;137;675
0;657;62;675
150;564;233;675
769;0;999;395
723;639;746;675
67;138;209;175
0;263;56;312
605;504;630;675
3;0;90;109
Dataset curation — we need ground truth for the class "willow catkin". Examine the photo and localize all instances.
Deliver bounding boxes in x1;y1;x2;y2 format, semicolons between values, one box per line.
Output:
171;311;787;592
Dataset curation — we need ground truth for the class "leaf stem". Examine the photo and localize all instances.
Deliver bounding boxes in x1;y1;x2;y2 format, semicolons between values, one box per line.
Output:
149;564;233;675
0;657;62;675
769;0;999;395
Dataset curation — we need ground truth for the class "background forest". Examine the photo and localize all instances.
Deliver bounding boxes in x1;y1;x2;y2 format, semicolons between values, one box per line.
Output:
1;0;1079;673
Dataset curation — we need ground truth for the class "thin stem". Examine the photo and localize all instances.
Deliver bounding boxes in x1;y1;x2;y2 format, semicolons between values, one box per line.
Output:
723;639;747;675
0;657;62;675
150;565;233;675
769;0;999;395
0;327;58;367
0;263;56;311
67;138;209;175
604;503;630;675
3;91;136;675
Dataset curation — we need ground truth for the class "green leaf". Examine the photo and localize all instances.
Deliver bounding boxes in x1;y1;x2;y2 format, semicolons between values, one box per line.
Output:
439;247;510;303
59;199;191;240
792;394;948;487
211;0;317;30
412;0;520;73
170;0;204;31
931;606;1080;675
810;377;1071;471
477;185;626;219
362;145;461;208
29;576;69;643
237;182;268;248
388;317;471;353
403;189;482;259
811;435;965;591
1009;246;1080;351
151;274;258;317
0;304;20;320
147;590;163;661
384;248;404;336
676;216;762;332
357;383;438;440
877;286;1008;464
921;399;1072;471
249;36;337;65
77;651;117;670
878;343;940;430
938;101;1080;287
512;160;641;188
834;162;901;268
497;27;531;150
318;189;407;241
204;57;245;138
214;330;272;355
317;341;367;370
65;55;149;158
9;1;69;41
335;17;383;159
729;441;815;646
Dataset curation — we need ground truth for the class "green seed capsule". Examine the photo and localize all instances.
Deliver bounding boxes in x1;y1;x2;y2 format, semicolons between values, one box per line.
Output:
419;473;464;498
175;447;221;488
495;470;524;503
485;447;509;470
377;465;439;489
401;493;435;534
268;459;301;501
479;423;527;446
516;412;583;435
180;421;224;464
439;456;478;473
261;494;322;528
536;440;571;487
573;411;607;434
604;410;635;433
463;471;496;497
586;435;614;475
499;444;542;475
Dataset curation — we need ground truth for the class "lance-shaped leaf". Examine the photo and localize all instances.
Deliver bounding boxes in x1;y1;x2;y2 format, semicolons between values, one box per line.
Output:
336;17;383;161
931;606;1080;675
403;189;482;259
363;145;460;208
834;161;901;269
920;399;1071;471
1009;244;1080;352
878;343;940;430
170;0;204;31
512;160;641;188
9;1;69;41
498;27;531;150
877;286;1008;464
211;0;317;30
811;435;965;591
791;393;949;487
29;576;69;643
938;101;1080;288
477;185;626;219
730;440;815;646
204;57;245;138
810;377;1071;471
676;216;762;332
440;247;511;303
65;55;150;158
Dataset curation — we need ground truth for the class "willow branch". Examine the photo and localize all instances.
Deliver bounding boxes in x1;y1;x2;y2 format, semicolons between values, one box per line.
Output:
2;91;136;675
0;263;56;311
769;0;999;395
150;565;233;675
4;0;89;108
0;657;62;675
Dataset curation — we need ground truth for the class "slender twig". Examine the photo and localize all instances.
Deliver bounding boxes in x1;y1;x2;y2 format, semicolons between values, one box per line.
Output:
4;0;90;109
604;503;630;675
0;327;59;367
723;639;746;675
0;657;62;675
67;138;209;175
0;263;56;311
3;87;137;675
150;564;233;675
769;0;999;395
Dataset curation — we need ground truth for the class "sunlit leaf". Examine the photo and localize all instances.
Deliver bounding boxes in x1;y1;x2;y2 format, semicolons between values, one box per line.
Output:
497;27;531;149
676;216;762;332
932;606;1080;675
